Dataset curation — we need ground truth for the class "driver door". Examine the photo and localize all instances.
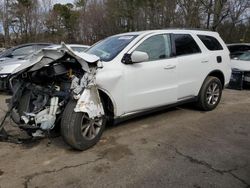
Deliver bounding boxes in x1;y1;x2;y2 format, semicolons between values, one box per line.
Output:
124;34;178;113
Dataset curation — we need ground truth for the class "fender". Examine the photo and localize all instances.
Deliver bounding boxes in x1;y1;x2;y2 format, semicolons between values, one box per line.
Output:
74;85;105;119
198;70;225;96
98;87;117;116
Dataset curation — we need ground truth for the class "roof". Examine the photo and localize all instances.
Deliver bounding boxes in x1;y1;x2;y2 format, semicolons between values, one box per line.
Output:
11;43;53;49
115;29;218;37
227;43;250;46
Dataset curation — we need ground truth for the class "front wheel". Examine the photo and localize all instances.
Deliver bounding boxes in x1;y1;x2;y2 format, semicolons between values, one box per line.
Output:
61;100;106;150
197;76;222;111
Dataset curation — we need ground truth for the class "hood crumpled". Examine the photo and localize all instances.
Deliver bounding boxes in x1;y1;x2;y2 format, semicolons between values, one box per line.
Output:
12;43;100;74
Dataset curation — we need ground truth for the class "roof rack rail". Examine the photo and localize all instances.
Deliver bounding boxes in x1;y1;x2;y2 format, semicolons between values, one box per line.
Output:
161;28;212;31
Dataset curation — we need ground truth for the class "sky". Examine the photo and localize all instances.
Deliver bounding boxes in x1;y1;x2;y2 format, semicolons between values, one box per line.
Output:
0;0;75;34
52;0;75;4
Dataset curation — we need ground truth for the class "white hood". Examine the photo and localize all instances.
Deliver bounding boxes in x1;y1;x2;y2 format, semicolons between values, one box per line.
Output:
231;59;250;71
12;43;100;74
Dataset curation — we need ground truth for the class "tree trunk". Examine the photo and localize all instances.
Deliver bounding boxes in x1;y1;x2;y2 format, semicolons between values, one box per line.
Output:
3;0;10;46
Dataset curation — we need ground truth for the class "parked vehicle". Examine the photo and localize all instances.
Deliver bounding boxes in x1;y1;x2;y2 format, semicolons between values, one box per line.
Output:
0;44;89;90
227;43;250;59
1;30;231;150
46;44;90;52
229;51;250;89
0;43;52;62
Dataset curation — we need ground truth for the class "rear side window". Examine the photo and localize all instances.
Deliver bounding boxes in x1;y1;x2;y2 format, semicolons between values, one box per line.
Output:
174;34;201;56
198;35;223;51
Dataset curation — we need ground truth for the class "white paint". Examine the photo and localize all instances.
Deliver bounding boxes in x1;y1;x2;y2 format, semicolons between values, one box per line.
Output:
8;29;232;121
74;86;104;119
231;60;250;71
95;29;232;118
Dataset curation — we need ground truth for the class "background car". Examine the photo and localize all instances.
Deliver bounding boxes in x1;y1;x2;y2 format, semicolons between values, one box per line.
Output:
227;43;250;59
229;51;250;89
0;43;52;62
0;44;89;91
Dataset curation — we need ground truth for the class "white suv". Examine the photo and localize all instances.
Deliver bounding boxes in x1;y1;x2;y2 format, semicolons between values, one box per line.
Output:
5;30;231;150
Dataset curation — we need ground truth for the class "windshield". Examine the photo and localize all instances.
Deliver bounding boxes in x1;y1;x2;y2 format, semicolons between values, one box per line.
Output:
0;48;12;58
237;51;250;61
86;35;137;61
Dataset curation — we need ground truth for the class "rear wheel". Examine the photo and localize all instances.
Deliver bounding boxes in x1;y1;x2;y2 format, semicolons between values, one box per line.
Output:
197;76;222;111
61;100;106;150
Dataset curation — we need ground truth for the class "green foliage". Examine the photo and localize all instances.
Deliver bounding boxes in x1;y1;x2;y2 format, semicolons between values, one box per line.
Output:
53;3;75;28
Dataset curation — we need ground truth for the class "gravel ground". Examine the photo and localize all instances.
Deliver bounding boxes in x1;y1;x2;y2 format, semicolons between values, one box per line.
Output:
0;89;249;188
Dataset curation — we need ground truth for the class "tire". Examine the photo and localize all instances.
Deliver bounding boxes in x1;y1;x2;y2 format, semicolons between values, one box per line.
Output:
197;76;222;111
11;90;32;124
61;100;106;150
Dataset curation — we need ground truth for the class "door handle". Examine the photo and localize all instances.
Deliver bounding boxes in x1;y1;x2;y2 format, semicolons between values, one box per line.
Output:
164;65;176;70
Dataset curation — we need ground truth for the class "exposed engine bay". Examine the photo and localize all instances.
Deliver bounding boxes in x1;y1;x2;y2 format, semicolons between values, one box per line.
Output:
0;44;105;140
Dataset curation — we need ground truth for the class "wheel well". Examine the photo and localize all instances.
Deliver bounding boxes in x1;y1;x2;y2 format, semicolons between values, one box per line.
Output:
98;89;114;119
208;71;225;87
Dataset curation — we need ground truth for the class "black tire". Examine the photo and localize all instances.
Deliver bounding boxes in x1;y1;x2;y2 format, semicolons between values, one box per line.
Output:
11;90;32;124
61;100;106;150
197;76;222;111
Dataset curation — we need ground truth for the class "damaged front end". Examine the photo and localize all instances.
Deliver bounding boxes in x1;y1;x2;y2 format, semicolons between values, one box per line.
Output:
0;44;105;147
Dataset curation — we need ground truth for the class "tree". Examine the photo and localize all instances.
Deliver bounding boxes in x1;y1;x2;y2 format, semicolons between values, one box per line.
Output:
1;0;250;46
177;0;202;28
1;0;12;46
8;0;41;42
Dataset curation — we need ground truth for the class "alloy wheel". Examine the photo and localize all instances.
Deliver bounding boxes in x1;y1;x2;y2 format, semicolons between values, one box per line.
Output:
206;82;220;105
81;114;103;140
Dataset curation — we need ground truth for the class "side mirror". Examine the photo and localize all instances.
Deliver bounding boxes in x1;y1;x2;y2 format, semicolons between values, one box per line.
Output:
131;51;149;63
122;51;149;64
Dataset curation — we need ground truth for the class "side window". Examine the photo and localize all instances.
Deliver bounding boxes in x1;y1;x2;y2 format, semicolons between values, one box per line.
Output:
198;35;223;51
174;34;201;56
135;34;171;61
12;46;35;56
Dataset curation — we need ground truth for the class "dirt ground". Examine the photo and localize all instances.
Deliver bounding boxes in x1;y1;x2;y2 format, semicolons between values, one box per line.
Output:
0;89;249;188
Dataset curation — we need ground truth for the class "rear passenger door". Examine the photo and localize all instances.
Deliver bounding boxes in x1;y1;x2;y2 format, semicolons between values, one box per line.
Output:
174;34;209;100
